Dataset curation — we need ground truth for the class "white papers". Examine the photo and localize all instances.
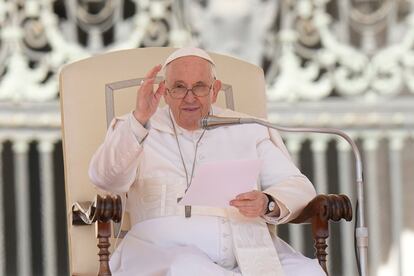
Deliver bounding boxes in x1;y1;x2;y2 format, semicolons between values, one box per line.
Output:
178;159;262;208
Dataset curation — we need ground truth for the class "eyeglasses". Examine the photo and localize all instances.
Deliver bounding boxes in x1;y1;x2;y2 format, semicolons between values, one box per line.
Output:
166;81;215;99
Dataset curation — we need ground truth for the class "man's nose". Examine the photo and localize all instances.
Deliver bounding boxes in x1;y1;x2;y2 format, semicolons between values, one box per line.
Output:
183;89;196;102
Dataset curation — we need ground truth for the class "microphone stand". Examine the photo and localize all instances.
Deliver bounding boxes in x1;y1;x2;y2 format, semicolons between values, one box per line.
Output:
200;116;368;276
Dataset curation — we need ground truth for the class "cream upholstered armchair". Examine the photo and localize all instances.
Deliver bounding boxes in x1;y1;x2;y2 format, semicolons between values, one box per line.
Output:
59;47;352;276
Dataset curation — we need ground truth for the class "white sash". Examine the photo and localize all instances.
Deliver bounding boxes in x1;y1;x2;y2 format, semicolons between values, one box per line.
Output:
226;208;285;276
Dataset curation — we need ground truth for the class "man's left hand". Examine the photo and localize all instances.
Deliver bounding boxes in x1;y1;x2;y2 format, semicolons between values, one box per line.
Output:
229;191;269;218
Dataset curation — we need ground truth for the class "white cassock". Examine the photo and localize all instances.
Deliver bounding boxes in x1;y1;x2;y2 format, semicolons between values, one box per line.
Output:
89;106;326;276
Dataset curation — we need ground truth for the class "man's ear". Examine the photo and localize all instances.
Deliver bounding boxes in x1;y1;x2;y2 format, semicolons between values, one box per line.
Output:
211;79;222;103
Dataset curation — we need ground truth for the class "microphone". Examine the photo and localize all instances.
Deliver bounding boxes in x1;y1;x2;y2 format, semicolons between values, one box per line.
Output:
199;115;254;129
199;114;368;276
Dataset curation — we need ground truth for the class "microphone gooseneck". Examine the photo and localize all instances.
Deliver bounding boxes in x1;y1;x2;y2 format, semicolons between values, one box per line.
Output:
200;115;242;129
199;114;368;276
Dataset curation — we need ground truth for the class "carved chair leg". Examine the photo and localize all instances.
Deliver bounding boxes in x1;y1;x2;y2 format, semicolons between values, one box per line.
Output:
312;217;329;275
97;221;112;276
315;237;328;275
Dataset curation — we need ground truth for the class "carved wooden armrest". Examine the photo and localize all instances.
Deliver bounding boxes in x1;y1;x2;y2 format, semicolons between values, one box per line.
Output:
290;194;353;275
72;195;122;276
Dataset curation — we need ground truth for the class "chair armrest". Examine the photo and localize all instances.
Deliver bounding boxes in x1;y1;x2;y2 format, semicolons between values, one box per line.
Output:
72;195;122;276
72;194;122;225
290;194;352;275
291;194;352;224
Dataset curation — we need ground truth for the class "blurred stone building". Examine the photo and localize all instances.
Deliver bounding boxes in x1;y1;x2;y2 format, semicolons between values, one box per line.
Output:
0;1;413;275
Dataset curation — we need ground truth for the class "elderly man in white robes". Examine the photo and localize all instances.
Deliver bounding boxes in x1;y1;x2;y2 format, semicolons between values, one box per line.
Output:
88;47;326;276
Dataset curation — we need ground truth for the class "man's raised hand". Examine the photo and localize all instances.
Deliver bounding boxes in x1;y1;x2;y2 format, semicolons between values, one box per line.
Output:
133;64;166;125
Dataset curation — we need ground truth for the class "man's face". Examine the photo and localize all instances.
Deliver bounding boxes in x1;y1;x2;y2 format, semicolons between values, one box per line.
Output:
164;56;221;130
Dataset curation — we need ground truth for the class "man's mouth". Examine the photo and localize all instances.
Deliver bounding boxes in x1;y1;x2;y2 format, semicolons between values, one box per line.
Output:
181;107;200;112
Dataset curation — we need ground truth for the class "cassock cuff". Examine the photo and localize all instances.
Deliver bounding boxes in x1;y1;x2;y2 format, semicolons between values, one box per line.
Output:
262;198;289;225
128;112;150;144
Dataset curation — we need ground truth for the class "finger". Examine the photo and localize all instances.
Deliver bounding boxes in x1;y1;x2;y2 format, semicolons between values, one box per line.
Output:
154;81;166;101
139;78;156;95
236;191;259;200
230;199;256;208
145;64;162;79
232;202;262;214
142;77;155;87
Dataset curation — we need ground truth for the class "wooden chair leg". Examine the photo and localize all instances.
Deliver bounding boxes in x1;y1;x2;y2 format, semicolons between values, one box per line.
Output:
97;221;112;276
312;218;329;275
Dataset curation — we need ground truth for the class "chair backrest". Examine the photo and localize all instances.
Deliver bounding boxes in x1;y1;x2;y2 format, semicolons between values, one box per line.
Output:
60;47;267;275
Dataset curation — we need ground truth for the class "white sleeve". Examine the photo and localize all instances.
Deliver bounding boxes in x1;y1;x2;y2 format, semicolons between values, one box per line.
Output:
258;135;316;225
88;112;149;193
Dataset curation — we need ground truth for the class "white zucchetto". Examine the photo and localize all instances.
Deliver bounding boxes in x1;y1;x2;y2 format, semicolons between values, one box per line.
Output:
163;47;216;68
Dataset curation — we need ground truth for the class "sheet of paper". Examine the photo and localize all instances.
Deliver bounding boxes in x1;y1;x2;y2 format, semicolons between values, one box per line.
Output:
178;159;262;208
